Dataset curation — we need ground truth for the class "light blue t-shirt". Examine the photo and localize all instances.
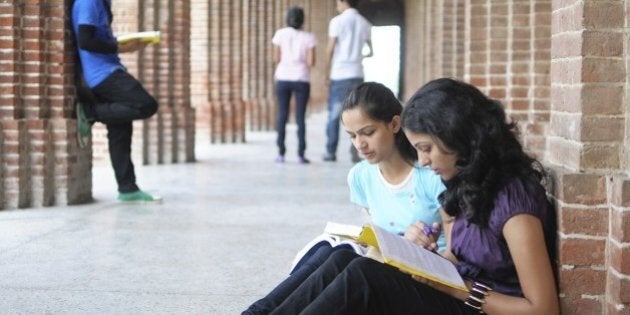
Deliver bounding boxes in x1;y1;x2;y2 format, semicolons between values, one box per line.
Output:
347;160;446;250
72;0;123;88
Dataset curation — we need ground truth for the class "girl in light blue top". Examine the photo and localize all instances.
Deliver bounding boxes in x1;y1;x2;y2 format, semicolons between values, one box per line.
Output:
343;82;445;250
243;82;445;315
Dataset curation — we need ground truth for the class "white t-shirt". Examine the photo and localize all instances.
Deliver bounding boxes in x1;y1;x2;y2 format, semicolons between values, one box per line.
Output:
328;8;372;80
272;27;317;82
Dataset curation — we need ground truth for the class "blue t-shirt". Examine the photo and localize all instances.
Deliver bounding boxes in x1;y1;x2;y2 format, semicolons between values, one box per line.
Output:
72;0;123;88
347;160;446;250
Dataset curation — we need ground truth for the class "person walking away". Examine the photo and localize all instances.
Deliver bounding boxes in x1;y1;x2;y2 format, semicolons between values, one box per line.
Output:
72;0;161;203
323;0;372;163
272;6;317;164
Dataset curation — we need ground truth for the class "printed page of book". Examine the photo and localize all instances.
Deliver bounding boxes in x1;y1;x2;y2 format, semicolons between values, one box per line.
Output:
369;225;467;291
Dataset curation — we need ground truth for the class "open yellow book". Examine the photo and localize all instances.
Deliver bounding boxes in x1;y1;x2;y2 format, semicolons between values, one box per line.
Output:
116;31;161;45
350;224;468;292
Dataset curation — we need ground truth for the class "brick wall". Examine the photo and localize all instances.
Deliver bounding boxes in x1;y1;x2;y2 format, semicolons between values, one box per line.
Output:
402;0;628;313
549;1;628;313
0;0;91;209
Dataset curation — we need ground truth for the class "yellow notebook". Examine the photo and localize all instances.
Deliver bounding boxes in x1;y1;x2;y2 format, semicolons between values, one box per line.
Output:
116;31;161;45
356;224;468;292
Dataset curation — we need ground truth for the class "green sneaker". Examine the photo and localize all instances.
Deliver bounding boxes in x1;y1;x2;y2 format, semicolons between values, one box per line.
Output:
76;102;92;148
117;190;163;204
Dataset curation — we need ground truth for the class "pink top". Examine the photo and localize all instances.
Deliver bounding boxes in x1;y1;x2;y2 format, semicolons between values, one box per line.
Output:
272;27;317;82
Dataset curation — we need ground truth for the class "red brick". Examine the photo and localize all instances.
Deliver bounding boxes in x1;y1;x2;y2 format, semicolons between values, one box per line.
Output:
583;1;623;29
581;116;624;142
559;238;605;265
547;136;584;169
559;294;603;315
581;143;620;170
552;170;607;205
582;57;625;83
611;210;630;243
581;85;623;115
551;32;582;58
559;206;608;236
559;267;606;295
612;177;630;208
608;270;630;304
610;243;630;275
582;30;623;57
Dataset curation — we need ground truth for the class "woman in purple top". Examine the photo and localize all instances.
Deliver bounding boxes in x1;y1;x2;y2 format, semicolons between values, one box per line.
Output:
264;78;559;315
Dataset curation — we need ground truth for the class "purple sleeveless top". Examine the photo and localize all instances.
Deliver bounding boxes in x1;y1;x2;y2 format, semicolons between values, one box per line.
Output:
450;178;550;297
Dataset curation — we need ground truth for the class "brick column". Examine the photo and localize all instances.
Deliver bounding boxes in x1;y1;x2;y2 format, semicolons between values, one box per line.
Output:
205;0;246;143
260;0;274;131
190;0;209;142
0;1;91;209
242;0;256;131
404;0;466;99
308;0;333;108
549;1;627;313
521;0;551;158
112;0;195;163
442;0;465;79
403;0;422;100
465;0;490;91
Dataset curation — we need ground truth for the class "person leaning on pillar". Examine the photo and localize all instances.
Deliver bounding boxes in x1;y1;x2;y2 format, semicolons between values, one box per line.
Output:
71;0;162;203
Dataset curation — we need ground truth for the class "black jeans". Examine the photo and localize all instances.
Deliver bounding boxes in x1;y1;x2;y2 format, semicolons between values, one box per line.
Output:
243;245;337;315
270;250;476;315
91;70;158;193
275;80;310;157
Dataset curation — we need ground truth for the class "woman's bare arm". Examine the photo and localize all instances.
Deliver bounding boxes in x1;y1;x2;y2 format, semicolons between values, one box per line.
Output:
307;46;316;67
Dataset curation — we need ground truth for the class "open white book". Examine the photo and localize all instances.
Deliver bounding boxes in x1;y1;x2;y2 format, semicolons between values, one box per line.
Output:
288;222;366;274
117;31;161;44
356;224;468;292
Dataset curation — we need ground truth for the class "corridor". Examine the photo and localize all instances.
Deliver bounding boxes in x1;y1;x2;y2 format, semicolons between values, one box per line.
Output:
0;113;366;314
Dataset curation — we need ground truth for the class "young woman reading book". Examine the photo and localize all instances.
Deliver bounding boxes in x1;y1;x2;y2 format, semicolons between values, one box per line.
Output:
242;82;445;315
260;78;559;315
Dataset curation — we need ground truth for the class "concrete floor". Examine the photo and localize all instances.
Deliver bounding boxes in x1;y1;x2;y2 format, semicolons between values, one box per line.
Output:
0;112;369;314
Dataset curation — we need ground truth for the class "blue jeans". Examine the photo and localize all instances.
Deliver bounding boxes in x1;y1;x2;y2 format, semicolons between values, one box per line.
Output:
275;80;310;157
91;70;158;193
325;78;363;155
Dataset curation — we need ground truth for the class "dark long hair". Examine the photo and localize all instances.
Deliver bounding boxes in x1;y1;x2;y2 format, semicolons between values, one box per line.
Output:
286;6;304;29
402;78;545;227
342;82;417;164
